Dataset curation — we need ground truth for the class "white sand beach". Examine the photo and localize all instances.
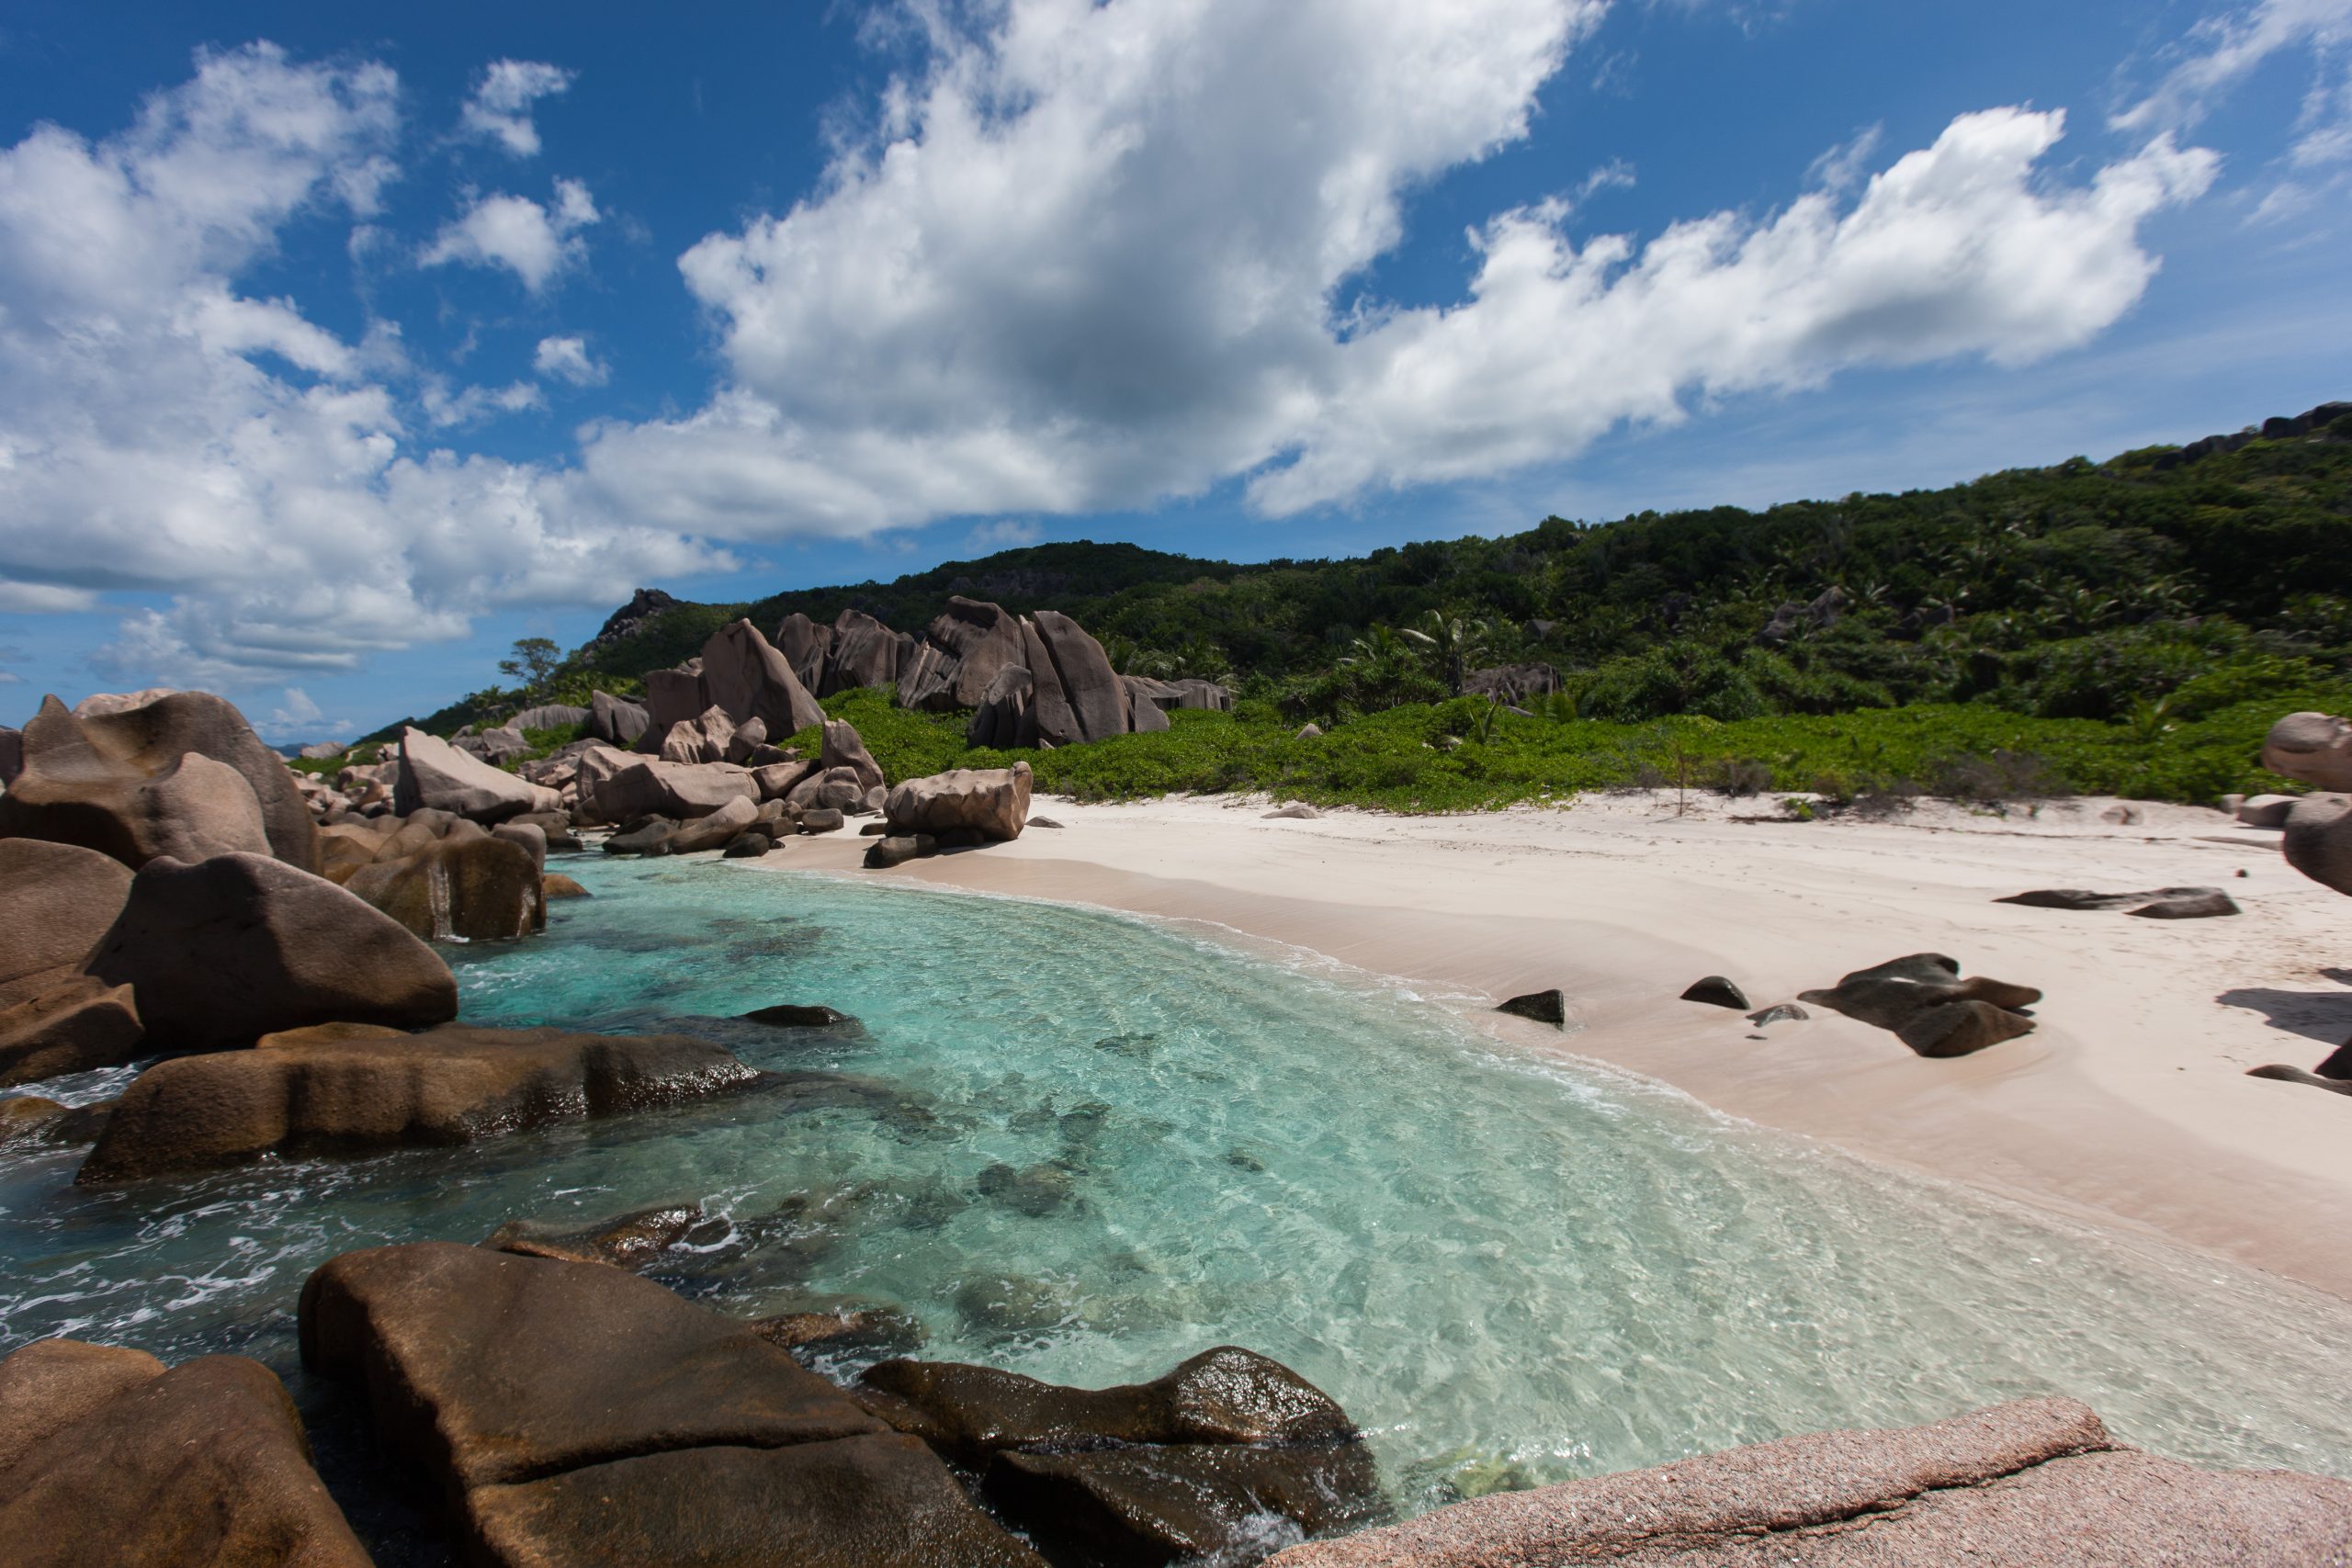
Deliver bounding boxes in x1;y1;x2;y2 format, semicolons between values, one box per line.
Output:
754;791;2352;1302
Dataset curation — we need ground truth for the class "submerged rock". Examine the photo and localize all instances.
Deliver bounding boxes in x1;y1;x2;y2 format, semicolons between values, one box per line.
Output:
300;1242;1041;1567
485;1201;708;1270
743;1004;857;1029
0;1339;371;1566
0;1094;114;1147
78;1021;760;1182
0;976;142;1089
1262;1397;2352;1567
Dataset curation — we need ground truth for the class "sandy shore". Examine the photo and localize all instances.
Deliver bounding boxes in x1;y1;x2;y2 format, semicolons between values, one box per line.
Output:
748;790;2352;1302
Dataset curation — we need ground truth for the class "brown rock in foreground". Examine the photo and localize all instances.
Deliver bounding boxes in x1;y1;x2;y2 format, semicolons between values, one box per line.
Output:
0;975;142;1089
78;1021;760;1182
2261;711;2352;792
0;1339;371;1567
0;840;133;1008
342;834;547;942
2283;792;2352;897
1265;1398;2352;1567
1799;953;2040;1058
301;1242;1041;1567
84;852;458;1051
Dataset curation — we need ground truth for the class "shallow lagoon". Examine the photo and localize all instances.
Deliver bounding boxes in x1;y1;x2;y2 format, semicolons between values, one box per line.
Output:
5;849;2350;1525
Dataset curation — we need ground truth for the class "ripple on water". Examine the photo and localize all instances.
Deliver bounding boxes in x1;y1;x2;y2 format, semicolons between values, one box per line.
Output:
4;850;2351;1520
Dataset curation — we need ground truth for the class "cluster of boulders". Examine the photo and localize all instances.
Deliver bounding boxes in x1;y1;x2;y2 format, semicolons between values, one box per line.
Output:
1603;955;2041;1057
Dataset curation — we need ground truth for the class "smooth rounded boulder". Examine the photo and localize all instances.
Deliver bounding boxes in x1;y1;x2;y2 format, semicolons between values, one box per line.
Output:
0;976;142;1089
884;761;1032;843
0;692;318;871
344;835;548;942
0;839;133;1007
701;619;824;739
394;727;561;823
2282;793;2352;896
2261;712;2352;792
85;852;458;1051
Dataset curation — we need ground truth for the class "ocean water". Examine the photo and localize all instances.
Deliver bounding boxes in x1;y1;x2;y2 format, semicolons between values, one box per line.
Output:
4;849;2350;1523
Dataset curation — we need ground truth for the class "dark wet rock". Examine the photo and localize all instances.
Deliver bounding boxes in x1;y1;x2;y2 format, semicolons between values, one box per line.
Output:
2282;793;2352;897
2247;1065;2352;1097
1263;803;1320;820
1798;953;2040;1057
0;1340;371;1567
1746;1003;1809;1026
485;1201;707;1269
79;1021;758;1182
989;1440;1385;1567
394;726;560;823
0;691;320;872
2128;889;2240;919
1680;976;1749;1010
744;1004;857;1029
1495;989;1566;1026
86;851;457;1051
345;835;548;942
753;1299;927;1360
977;1161;1077;1216
300;1242;1042;1566
0;976;143;1089
886;762;1031;843
1996;886;2233;914
2316;1038;2352;1079
1262;1397;2352;1568
947;1274;1079;1338
0;1094;114;1147
865;833;938;868
605;817;680;855
725;831;775;858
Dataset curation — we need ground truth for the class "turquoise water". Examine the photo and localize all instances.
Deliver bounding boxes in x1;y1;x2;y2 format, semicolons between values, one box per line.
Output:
4;849;2351;1518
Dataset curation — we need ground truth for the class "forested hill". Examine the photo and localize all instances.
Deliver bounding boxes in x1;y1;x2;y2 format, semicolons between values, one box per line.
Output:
399;400;2351;738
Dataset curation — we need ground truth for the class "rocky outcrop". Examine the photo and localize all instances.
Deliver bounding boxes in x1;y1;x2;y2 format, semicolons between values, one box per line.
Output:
820;718;886;792
589;689;650;746
903;597;1032;711
884;762;1031;843
589;757;760;821
394;727;560;823
664;795;759;854
1799;953;2039;1057
0;1339;371;1567
968;666;1038;749
0;839;132;1008
1496;989;1566;1025
0;692;320;871
0;976;143;1089
343;835;548;942
2282;793;2352;896
1264;1397;2352;1567
774;613;833;691
857;1348;1382;1564
79;1021;762;1181
85;852;458;1051
702;619;825;739
2260;712;2352;792
820;609;903;696
300;1242;1045;1567
510;703;591;733
1024;611;1130;746
72;687;179;717
0;723;21;785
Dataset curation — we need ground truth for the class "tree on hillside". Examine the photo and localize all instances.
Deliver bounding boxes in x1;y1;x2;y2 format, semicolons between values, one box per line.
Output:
1400;609;1491;697
499;636;561;690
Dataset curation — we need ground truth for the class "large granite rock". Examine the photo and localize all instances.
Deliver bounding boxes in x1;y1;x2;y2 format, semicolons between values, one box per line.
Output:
79;1021;761;1182
0;1339;372;1567
300;1242;1044;1567
591;757;761;820
639;661;710;751
85;852;458;1052
1264;1398;2352;1567
702;619;825;739
0;723;21;785
858;1348;1380;1564
2260;711;2352;792
1023;611;1129;746
968;666;1038;749
665;794;758;853
510;703;591;733
0;839;132;1007
0;692;319;872
589;689;650;746
393;728;560;823
2282;793;2352;896
774;613;833;691
905;598;1029;711
820;718;886;792
821;609;903;696
0;976;142;1089
344;835;548;942
884;762;1031;843
72;687;177;717
1798;953;2040;1058
1120;676;1172;733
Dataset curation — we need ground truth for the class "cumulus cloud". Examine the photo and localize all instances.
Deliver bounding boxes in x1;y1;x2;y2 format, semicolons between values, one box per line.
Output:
0;44;717;688
260;685;348;739
534;333;609;386
421;176;598;292
421;378;545;427
617;0;2214;532
966;518;1043;551
458;60;576;158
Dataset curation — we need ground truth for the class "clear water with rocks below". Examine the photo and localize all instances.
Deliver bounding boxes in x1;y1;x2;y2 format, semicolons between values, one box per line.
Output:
5;849;2351;1535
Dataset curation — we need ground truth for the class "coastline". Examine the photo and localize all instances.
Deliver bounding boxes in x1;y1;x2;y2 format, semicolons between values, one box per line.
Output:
742;789;2352;1303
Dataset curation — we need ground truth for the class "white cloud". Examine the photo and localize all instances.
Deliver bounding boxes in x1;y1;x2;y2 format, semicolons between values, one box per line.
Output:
421;176;598;292
2116;0;2352;139
0;44;718;688
260;685;348;739
593;0;2213;532
965;518;1043;552
458;60;576;158
533;333;608;386
421;378;545;427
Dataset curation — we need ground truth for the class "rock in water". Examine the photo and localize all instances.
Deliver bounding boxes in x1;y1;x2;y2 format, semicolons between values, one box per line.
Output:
2282;793;2352;896
884;762;1033;843
0;840;132;1007
1798;953;2040;1058
344;835;548;942
1496;989;1566;1026
0;1340;372;1566
1261;1398;2352;1567
0;692;318;871
78;1021;763;1182
722;833;774;859
0;976;143;1089
300;1243;1044;1567
543;873;592;897
394;727;560;823
1680;976;1750;1010
492;820;548;872
2261;712;2352;792
85;852;457;1051
485;1202;707;1270
743;1004;857;1029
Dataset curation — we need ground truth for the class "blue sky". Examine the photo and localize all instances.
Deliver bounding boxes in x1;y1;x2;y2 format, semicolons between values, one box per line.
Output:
0;0;2346;738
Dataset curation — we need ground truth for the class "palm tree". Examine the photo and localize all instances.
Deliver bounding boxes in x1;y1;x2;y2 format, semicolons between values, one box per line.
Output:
1398;609;1491;696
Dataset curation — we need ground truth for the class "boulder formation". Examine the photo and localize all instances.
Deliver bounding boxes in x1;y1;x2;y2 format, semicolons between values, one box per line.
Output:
2260;712;2352;792
85;852;458;1051
341;834;548;942
394;727;560;823
700;620;826;739
1799;953;2039;1057
589;689;650;746
0;1338;371;1567
884;763;1032;844
300;1242;1046;1567
0;839;132;1008
0;976;143;1089
820;608;904;696
79;1021;763;1182
1263;1397;2352;1567
1464;663;1563;705
2282;793;2352;897
902;597;1031;711
0;691;320;872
